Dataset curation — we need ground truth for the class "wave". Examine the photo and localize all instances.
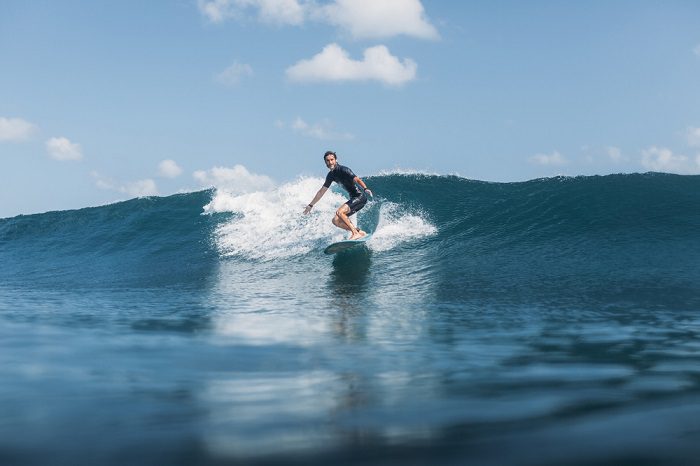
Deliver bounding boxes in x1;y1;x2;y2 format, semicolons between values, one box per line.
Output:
0;190;219;289
1;173;698;303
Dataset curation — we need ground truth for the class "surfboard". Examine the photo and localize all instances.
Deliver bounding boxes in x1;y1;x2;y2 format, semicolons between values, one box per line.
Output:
324;233;373;255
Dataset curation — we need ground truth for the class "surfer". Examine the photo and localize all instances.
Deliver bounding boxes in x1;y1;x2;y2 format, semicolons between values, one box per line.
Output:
304;151;373;240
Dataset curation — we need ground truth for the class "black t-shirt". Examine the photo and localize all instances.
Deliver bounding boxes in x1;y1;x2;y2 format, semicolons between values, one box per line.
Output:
323;164;362;198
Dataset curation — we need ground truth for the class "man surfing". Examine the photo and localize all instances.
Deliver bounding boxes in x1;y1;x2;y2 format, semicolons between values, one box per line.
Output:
304;151;373;240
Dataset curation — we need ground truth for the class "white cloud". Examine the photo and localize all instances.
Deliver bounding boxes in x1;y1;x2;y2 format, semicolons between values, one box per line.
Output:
193;164;275;193
286;43;417;86
255;0;306;24
123;179;159;197
91;172;159;197
46;137;83;161
198;0;235;23
158;159;183;178
318;0;438;40
606;146;628;163
91;171;115;191
198;0;306;25
216;62;254;86
686;126;700;147
281;117;354;140
641;146;699;174
198;0;438;40
0;117;37;142
529;151;567;166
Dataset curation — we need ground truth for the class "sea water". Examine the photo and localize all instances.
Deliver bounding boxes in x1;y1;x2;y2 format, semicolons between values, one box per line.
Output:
1;173;699;465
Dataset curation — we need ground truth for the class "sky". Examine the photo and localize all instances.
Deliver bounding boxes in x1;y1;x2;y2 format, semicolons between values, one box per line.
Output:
1;0;700;218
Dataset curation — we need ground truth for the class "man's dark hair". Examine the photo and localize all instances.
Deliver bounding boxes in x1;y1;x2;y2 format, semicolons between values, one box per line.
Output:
324;151;336;160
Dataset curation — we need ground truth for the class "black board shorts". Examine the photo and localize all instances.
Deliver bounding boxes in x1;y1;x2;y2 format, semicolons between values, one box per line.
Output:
344;193;367;216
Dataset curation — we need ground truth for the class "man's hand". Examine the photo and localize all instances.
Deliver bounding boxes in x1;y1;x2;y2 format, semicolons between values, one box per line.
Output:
365;188;373;198
303;204;313;214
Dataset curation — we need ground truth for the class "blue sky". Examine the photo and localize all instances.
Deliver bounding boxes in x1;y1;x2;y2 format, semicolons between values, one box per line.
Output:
1;0;700;218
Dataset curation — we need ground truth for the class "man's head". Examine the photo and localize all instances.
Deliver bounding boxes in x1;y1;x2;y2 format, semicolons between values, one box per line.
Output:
323;151;337;170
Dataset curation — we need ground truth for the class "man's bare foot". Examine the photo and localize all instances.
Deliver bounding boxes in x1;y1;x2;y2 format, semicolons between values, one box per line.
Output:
349;230;366;240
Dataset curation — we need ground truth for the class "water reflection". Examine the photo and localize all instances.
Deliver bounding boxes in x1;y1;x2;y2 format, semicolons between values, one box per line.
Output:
329;247;372;294
197;243;700;464
201;372;343;458
212;311;332;346
3;277;700;464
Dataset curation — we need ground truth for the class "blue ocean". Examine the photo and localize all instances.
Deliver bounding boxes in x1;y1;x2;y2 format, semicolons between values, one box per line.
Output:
1;172;699;465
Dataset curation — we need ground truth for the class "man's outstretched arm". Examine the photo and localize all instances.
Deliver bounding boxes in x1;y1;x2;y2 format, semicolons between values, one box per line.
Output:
304;186;328;214
353;176;372;197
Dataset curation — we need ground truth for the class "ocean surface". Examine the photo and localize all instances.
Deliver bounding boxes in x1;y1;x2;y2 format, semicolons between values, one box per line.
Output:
1;172;699;465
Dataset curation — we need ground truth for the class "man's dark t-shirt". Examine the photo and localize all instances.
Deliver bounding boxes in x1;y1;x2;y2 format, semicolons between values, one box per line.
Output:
323;164;362;198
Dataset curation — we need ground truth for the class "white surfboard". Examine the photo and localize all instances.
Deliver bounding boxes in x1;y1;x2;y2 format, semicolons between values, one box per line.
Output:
324;233;373;255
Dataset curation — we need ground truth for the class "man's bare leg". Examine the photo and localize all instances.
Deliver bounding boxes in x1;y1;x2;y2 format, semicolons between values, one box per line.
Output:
336;205;365;240
332;215;353;232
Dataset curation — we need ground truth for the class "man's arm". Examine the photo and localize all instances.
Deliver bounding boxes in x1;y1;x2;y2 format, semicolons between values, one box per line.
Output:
303;186;328;214
353;176;373;197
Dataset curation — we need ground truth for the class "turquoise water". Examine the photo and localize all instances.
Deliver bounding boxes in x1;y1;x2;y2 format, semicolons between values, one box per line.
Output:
1;173;699;465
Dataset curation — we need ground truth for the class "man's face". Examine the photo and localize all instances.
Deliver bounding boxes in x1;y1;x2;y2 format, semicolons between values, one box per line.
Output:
324;155;337;170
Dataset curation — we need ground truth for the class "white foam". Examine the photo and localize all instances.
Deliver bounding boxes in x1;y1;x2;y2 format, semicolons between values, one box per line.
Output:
377;167;441;177
206;177;347;260
376;167;465;178
205;177;437;260
369;202;437;252
195;165;275;195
